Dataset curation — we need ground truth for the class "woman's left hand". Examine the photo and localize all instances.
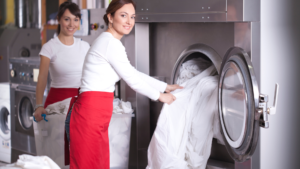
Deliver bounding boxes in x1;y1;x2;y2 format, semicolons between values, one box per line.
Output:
165;84;183;93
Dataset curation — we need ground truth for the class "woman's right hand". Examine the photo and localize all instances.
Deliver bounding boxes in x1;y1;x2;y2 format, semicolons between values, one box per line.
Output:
158;93;176;105
33;107;47;122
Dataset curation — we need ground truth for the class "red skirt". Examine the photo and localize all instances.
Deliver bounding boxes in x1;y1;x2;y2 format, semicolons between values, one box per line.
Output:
44;87;79;165
69;91;114;169
44;87;79;108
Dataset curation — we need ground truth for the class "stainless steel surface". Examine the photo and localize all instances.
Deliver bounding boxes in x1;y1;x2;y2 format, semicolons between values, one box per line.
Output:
221;61;247;148
136;13;227;23
227;0;260;22
261;0;300;168
150;23;234;84
267;84;279;115
0;28;41;83
134;23;150;167
135;0;259;22
15;0;26;28
136;0;226;14
9;58;42;161
9;58;40;86
219;48;261;163
171;43;222;85
207;159;234;169
27;0;42;28
121;0;265;168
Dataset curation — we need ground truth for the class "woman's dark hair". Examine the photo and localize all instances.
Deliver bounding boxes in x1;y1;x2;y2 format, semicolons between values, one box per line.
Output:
56;2;81;35
103;0;136;26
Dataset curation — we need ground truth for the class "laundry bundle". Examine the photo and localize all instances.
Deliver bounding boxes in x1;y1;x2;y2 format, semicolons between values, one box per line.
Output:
176;57;212;85
0;154;60;169
109;98;134;168
147;58;224;169
33;97;72;168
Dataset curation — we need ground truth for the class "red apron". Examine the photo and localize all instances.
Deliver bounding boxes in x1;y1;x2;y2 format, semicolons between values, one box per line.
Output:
44;88;78;108
44;87;78;165
69;91;114;169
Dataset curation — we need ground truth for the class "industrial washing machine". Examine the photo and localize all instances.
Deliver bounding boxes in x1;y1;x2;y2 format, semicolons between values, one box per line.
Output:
9;58;45;162
0;28;41;82
0;83;11;163
118;0;279;168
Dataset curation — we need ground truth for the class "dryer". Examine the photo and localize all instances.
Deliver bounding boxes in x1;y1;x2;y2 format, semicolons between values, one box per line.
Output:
9;58;46;163
119;0;279;168
0;83;11;163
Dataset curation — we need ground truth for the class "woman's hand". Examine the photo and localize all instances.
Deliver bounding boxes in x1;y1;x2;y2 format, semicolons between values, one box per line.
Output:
33;107;47;122
165;84;183;93
158;93;176;105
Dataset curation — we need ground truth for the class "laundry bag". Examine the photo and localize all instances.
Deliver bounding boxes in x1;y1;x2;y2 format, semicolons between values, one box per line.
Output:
32;114;67;168
109;98;134;169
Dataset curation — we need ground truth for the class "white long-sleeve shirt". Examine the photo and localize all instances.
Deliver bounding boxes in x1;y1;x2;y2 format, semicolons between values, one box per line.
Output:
80;32;167;100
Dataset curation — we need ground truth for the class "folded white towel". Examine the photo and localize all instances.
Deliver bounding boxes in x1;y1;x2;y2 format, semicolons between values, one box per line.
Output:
0;154;60;169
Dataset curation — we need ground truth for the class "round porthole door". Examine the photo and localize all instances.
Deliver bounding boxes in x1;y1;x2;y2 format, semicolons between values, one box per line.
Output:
218;47;260;162
19;97;34;130
0;106;10;140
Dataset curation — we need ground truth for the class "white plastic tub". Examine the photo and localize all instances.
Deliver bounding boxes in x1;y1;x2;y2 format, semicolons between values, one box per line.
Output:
109;113;134;169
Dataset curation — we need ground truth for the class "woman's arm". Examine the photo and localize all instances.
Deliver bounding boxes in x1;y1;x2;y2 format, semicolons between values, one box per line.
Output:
137;72;183;93
33;56;50;122
107;40;176;104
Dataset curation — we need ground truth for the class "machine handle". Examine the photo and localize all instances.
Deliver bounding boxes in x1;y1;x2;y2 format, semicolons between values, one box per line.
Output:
268;83;279;115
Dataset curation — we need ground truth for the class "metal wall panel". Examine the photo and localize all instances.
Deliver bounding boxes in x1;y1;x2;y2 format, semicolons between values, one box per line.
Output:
135;0;226;14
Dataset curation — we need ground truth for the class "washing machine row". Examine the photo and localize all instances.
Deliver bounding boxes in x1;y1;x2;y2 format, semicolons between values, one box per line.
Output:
0;83;11;163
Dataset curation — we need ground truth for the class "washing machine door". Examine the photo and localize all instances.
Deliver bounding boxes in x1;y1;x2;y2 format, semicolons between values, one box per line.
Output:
218;47;260;162
0;105;10;140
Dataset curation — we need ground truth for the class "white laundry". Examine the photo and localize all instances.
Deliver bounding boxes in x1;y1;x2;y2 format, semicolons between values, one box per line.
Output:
147;61;224;169
112;98;134;114
45;97;72;115
109;98;134;168
33;98;72;168
0;154;60;169
176;57;212;85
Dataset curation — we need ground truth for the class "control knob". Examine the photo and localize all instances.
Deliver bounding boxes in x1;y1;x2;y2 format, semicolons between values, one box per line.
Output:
10;70;16;77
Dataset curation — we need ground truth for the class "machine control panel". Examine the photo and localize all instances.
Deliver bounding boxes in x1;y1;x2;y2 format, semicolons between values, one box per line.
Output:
9;58;39;86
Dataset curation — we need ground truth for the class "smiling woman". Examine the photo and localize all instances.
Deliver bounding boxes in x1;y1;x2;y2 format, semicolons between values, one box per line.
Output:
65;0;183;169
56;2;81;36
33;1;90;166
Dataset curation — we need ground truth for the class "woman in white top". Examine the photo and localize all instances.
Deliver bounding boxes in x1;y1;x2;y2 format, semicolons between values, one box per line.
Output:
33;2;89;165
65;0;182;168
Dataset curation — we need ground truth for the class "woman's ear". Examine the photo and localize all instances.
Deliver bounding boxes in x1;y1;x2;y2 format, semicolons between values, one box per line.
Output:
57;17;60;25
107;13;113;24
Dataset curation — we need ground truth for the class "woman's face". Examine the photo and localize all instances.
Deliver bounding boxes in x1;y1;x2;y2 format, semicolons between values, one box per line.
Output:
108;3;136;39
58;9;80;36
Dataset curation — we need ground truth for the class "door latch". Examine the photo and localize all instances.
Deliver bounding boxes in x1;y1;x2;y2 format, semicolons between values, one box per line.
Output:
256;83;279;128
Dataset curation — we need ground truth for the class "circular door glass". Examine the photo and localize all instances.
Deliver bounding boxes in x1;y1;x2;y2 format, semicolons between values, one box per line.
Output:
19;97;33;129
0;107;9;135
221;61;247;147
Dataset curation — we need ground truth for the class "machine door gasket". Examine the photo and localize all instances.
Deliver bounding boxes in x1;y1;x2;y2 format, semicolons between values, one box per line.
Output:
0;106;10;140
218;47;260;162
171;43;222;84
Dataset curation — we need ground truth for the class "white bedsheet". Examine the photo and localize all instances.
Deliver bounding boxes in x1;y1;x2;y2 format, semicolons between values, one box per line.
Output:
147;64;224;169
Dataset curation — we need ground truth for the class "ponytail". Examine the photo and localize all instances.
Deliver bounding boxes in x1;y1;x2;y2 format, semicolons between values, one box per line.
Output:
103;14;109;26
57;24;61;35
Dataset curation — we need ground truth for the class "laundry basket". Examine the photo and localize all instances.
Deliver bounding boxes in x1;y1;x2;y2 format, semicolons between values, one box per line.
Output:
109;113;134;169
32;114;67;168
